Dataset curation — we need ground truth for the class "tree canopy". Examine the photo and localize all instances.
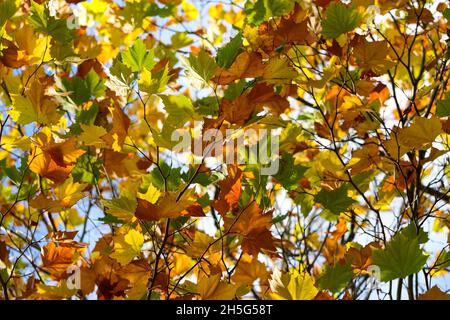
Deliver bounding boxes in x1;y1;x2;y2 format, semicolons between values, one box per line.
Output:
0;0;450;300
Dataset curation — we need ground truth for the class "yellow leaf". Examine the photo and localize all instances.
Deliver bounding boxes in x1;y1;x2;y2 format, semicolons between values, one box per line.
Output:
124;229;144;254
9;79;60;125
137;183;160;204
182;0;199;21
54;176;88;208
33;281;78;300
268;268;318;300
79;124;108;147
263;56;297;85
111;229;143;265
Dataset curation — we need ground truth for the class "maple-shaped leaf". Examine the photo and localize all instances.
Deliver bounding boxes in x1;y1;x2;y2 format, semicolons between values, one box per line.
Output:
9;79;61;125
345;242;380;273
138;63;170;95
103;150;150;178
180;48;217;88
241;227;277;256
30;177;88;212
263;56;297;85
224;201;272;235
79;124;107;147
322;2;361;39
135;191;203;221
28;0;73;43
110;229;144;265
185;231;222;261
353;38;394;75
398;223;429;244
216;32;243;68
231;255;269;286
41;242;79;280
372;232;429;282
212;165;243;216
317;261;353;294
28;128;85;183
268;268;318;300
93;256;130;299
102;194;137;222
160;94;195;126
315;185;355;215
121;38;156;72
116;259;151;299
196;273;237;300
397;116;442;150
212;51;264;85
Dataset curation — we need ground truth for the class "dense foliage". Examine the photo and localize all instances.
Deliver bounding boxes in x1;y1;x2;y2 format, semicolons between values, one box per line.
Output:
0;0;450;300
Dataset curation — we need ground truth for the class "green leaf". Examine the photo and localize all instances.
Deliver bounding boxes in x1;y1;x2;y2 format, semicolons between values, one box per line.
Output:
72;153;101;184
62;70;105;105
171;32;193;50
444;8;450;21
160;94;194;125
433;250;450;273
76;103;99;125
85;70;106;98
216;32;243;68
317;261;353;294
245;0;294;26
0;0;18;28
315;185;355;214
28;1;73;43
322;2;361;39
399;223;429;244
436;92;450;117
193;96;219;116
101;195;137;222
29;0;48;32
121;39;156;72
180;48;217;88
372;232;429;282
274;153;307;191
138;64;170;95
146;2;176;18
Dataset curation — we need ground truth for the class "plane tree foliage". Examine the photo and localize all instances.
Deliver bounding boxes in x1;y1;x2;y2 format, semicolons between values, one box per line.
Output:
0;0;450;300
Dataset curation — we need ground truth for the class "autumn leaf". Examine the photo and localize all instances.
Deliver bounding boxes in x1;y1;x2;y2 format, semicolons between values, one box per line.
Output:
212;165;243;216
353;38;394;75
268;268;318;300
110;229;144;265
397;117;442;150
212;51;264;85
9;78;61;125
418;286;450;300
41;242;79;280
196;273;236;300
